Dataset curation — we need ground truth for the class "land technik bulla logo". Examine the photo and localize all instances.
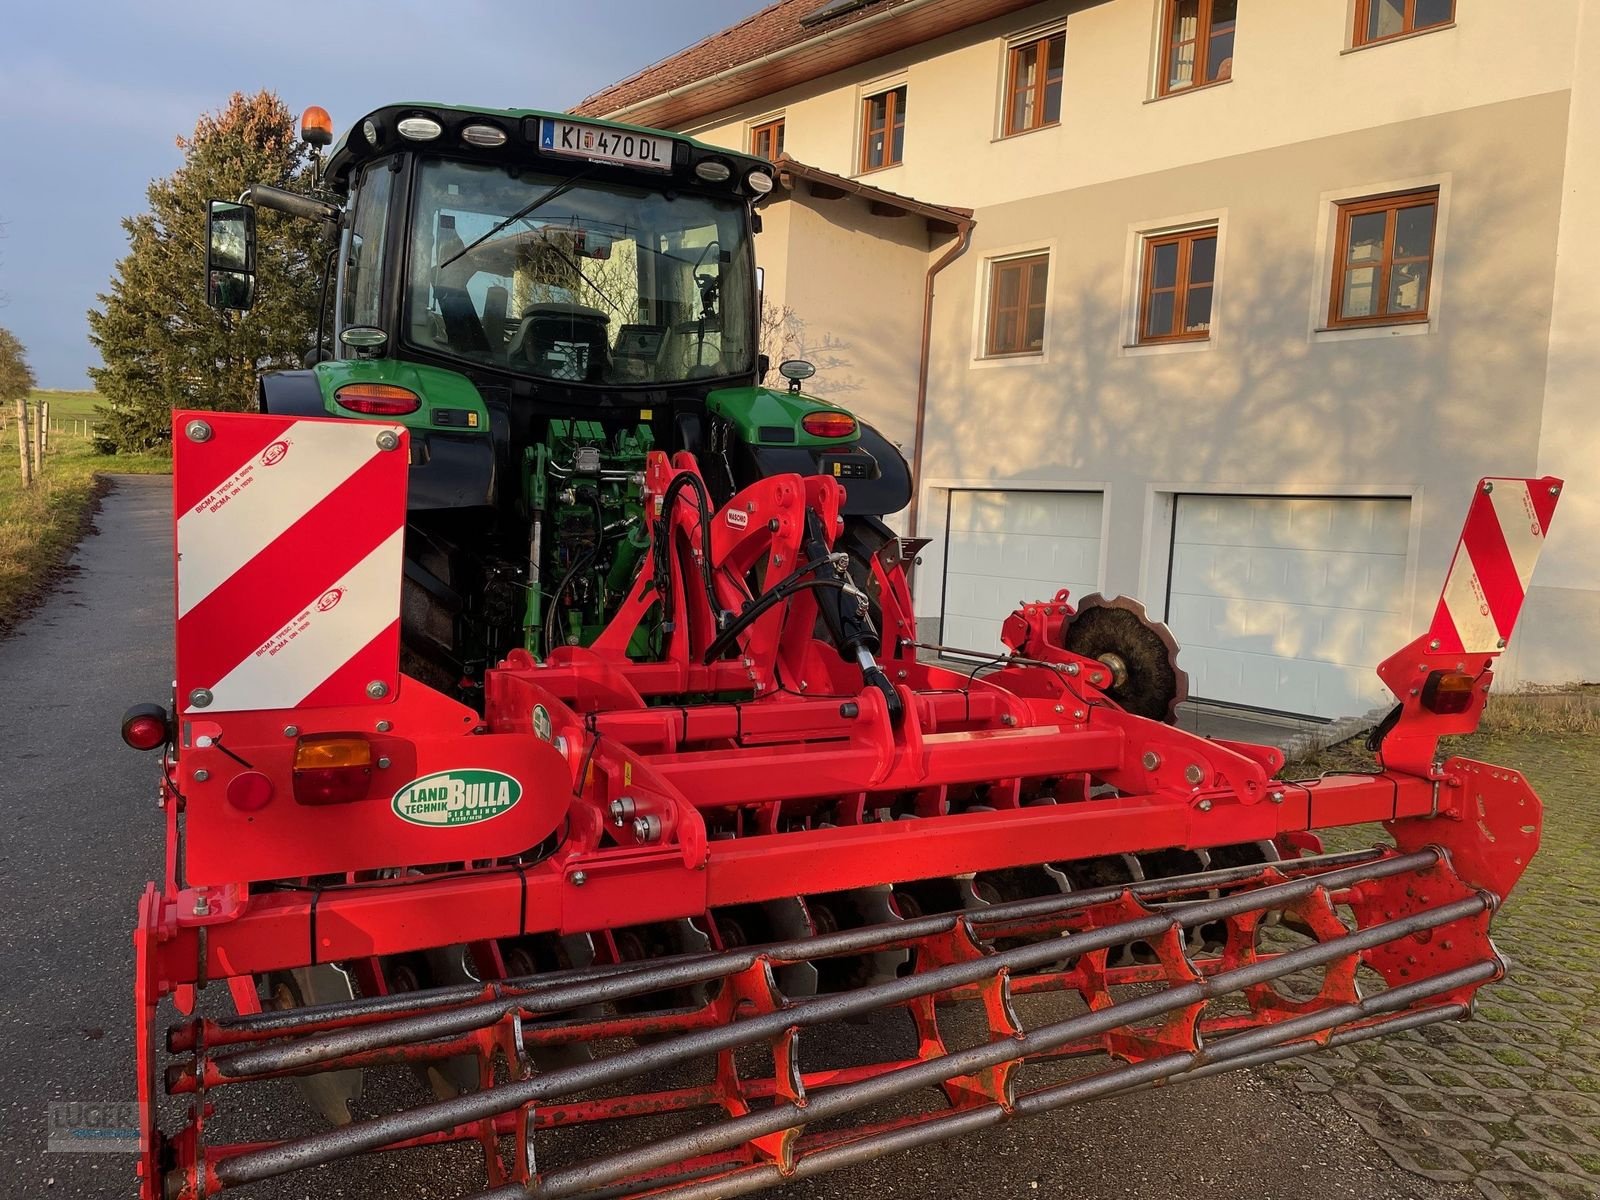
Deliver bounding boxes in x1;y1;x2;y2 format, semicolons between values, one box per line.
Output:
392;769;522;827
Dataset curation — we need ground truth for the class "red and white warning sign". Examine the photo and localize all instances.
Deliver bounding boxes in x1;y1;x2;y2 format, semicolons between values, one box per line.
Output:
1428;476;1562;655
173;411;409;714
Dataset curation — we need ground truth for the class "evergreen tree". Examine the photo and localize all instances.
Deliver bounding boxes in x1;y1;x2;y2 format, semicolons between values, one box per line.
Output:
89;92;325;452
0;327;35;401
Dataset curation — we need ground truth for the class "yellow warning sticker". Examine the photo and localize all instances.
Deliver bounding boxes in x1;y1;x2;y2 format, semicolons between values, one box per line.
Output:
640;409;654;421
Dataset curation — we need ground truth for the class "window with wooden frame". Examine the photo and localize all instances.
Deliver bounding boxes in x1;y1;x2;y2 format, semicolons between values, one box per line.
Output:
1159;0;1236;96
1139;227;1217;343
985;254;1050;357
1328;190;1438;327
1003;30;1065;136
860;85;906;172
749;117;785;160
1354;0;1454;47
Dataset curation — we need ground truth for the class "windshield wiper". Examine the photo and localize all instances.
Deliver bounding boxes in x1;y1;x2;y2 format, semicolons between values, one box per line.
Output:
435;166;597;272
546;243;625;318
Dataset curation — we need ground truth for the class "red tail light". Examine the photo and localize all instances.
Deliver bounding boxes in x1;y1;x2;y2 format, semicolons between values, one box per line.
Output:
293;735;373;805
801;411;857;439
1421;670;1478;715
121;703;170;751
334;384;420;416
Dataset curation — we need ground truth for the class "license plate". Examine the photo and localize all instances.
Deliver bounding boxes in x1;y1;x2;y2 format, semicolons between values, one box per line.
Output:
540;119;673;173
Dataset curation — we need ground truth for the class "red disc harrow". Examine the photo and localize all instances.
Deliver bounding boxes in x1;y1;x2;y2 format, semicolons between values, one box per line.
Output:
133;411;1561;1199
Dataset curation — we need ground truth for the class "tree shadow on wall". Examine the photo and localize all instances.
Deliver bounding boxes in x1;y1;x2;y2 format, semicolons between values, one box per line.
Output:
914;152;1590;677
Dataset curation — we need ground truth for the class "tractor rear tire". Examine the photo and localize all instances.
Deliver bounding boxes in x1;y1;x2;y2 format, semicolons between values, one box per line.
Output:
401;528;469;693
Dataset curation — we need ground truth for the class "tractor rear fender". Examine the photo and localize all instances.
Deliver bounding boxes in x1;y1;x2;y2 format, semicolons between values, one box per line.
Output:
261;362;498;510
706;382;911;518
741;420;912;516
258;369;326;417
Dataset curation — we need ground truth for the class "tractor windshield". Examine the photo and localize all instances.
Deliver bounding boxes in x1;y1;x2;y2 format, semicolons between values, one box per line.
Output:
405;158;755;387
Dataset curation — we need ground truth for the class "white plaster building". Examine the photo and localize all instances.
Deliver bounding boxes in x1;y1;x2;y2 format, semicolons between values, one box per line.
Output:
579;0;1600;718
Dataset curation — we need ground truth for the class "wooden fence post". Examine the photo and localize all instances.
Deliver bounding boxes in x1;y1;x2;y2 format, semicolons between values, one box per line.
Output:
31;399;43;477
40;401;51;453
15;398;32;487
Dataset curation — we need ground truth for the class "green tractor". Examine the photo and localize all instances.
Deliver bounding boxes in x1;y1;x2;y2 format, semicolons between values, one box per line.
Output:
207;103;909;691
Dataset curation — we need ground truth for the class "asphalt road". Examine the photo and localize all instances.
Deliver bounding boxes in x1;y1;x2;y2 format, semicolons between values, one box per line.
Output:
0;475;1471;1200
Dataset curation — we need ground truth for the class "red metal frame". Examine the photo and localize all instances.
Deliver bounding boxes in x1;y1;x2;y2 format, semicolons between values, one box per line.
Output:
136;413;1562;1200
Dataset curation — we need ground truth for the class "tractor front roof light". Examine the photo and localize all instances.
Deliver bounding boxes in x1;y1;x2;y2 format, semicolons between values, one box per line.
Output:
746;169;774;195
695;160;732;182
461;123;507;148
397;115;443;141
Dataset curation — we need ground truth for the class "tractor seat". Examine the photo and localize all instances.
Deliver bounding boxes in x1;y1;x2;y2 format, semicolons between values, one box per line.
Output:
507;303;611;381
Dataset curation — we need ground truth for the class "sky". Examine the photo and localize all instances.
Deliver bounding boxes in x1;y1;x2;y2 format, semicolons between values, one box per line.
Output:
0;0;760;389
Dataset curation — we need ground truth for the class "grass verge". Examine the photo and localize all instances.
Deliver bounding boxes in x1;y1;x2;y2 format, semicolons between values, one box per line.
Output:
0;416;168;635
1480;684;1600;734
1281;685;1600;778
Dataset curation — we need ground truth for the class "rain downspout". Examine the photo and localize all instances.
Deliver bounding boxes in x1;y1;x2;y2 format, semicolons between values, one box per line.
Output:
907;216;974;536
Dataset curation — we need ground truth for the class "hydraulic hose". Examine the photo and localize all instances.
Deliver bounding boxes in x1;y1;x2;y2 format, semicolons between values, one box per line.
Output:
796;511;900;723
544;548;596;655
700;554;848;664
653;472;726;634
700;540;902;725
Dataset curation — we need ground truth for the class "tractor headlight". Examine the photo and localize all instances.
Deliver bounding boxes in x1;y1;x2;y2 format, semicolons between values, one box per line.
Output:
462;123;507;148
397;115;443;141
745;169;774;195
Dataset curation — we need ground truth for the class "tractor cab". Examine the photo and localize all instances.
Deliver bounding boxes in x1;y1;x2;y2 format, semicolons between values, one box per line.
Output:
331;108;765;395
205;104;910;687
215;104;770;404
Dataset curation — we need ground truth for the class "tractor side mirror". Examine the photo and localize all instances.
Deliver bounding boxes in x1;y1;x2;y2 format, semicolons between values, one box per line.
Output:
206;200;256;311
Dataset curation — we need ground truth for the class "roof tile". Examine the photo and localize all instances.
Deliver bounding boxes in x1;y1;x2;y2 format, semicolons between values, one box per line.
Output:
573;0;917;117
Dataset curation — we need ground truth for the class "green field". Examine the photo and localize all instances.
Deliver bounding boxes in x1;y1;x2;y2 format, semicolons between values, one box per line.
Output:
27;388;103;421
1;392;168;633
24;388;106;438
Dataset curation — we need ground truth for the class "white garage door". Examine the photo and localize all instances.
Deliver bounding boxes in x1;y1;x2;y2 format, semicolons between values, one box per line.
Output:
941;489;1103;651
1166;495;1410;718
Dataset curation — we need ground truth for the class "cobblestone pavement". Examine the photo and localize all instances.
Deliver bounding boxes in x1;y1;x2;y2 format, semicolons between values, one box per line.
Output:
1283;731;1600;1200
